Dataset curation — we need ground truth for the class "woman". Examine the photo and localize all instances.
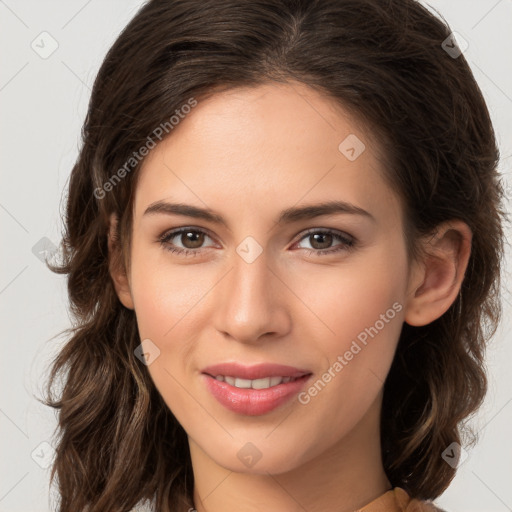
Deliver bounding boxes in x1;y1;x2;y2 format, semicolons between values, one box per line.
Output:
43;0;506;510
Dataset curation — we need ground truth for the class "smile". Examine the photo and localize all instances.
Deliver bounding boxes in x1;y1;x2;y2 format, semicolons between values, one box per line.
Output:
201;362;312;415
213;375;301;389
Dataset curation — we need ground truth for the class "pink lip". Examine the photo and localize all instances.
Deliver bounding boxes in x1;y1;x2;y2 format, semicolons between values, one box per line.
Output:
201;363;312;416
201;362;310;380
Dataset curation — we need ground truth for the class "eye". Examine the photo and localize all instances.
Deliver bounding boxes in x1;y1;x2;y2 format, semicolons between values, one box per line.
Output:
158;227;356;258
158;227;217;256
293;228;355;256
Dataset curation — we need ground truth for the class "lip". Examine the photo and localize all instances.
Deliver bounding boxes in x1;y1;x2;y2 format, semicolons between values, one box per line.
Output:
201;362;312;416
201;362;311;380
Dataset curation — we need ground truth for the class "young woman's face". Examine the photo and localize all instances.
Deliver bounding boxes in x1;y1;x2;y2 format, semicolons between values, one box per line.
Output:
123;81;418;474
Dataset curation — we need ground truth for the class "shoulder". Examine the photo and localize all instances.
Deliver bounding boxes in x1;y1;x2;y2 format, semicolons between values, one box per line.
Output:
394;487;448;512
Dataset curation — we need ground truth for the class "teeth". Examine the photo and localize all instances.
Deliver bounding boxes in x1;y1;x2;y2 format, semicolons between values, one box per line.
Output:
224;376;236;386
269;376;282;387
215;375;298;389
234;378;252;388
251;377;270;389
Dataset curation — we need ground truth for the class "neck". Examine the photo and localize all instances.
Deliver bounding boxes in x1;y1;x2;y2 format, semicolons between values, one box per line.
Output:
189;394;391;512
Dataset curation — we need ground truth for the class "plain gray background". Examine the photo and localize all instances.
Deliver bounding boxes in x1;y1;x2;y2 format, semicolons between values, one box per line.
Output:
1;1;511;511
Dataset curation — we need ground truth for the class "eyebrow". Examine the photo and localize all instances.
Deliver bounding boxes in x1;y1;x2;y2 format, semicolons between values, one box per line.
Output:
143;199;375;227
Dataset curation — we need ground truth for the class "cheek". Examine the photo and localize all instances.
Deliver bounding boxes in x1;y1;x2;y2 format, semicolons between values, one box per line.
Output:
332;270;404;348
129;244;209;340
128;245;220;398
299;245;407;408
298;245;407;351
128;248;203;414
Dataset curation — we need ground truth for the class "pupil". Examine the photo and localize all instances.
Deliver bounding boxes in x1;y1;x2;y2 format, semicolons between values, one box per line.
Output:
179;232;334;250
183;231;204;249
312;233;332;250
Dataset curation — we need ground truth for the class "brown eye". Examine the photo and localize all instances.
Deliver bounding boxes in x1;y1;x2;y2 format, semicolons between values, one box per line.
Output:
159;228;216;255
180;230;205;249
295;229;355;256
309;232;333;250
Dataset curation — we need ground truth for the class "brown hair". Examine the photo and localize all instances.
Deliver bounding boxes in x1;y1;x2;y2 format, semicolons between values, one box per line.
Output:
41;0;506;510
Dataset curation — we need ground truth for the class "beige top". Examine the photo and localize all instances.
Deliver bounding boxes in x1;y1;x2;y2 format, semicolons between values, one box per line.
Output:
356;487;445;512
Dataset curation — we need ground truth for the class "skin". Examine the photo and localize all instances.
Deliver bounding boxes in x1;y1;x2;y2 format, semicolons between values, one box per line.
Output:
109;81;472;512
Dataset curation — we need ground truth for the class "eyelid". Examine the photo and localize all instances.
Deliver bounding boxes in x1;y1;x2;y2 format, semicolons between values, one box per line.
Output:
158;225;356;256
159;226;219;247
292;227;354;245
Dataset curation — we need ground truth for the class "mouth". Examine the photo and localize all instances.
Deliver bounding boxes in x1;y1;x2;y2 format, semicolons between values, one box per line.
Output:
201;362;312;416
210;374;304;389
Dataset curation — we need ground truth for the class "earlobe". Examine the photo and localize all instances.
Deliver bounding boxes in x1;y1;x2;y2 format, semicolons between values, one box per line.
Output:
404;220;472;327
108;213;135;310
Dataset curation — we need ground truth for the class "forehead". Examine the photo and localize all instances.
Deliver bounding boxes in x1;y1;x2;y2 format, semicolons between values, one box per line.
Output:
133;81;401;228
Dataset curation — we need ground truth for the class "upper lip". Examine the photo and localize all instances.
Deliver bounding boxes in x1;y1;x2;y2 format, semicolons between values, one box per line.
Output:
201;362;311;380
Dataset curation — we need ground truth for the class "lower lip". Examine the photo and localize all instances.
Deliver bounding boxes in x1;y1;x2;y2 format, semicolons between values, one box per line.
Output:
202;374;311;416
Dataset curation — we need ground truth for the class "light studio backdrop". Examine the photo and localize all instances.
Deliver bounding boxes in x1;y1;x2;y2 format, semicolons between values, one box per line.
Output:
1;1;511;511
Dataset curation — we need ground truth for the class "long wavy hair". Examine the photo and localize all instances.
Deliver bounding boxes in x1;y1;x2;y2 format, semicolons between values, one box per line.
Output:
41;0;506;510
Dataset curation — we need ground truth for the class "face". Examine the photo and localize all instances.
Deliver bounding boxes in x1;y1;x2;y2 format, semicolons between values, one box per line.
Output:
118;81;417;475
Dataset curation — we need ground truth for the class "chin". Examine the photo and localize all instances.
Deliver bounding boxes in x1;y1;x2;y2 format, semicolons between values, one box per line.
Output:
200;435;315;476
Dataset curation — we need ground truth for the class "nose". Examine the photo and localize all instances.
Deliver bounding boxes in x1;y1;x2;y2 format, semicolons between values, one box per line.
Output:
213;247;292;345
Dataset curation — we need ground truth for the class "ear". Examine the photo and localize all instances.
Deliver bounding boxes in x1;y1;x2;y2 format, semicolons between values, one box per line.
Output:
108;212;135;310
404;220;472;326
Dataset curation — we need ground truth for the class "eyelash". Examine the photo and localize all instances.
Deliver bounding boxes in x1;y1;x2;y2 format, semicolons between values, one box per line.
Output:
158;227;356;257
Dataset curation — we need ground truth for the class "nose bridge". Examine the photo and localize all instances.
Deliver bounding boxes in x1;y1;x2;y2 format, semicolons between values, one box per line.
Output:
213;242;290;342
233;246;271;305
